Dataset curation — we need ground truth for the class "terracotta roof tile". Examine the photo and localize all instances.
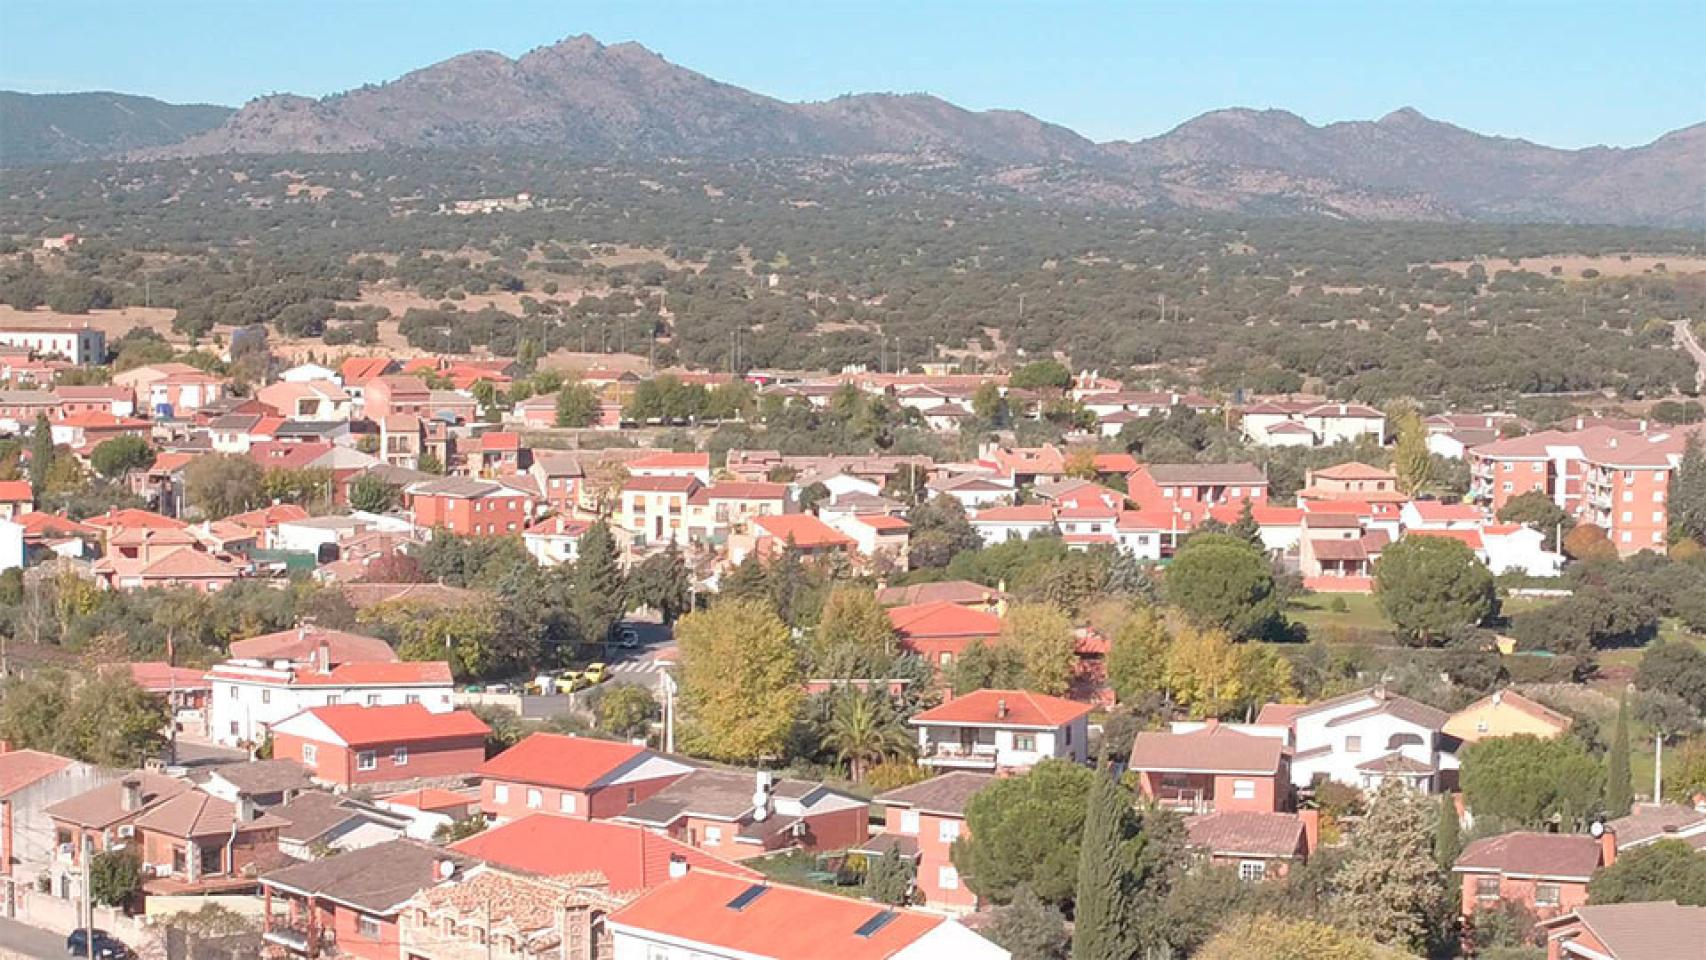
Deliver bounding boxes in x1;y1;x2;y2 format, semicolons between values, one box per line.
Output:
1184;811;1307;859
477;734;651;791
451;814;758;892
1129;725;1287;775
1454;831;1603;880
913;689;1090;728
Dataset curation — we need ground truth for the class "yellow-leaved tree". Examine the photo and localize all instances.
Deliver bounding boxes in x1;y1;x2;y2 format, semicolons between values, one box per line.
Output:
676;599;802;762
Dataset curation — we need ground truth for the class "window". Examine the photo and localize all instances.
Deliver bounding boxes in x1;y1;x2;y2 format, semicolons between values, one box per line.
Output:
705;826;723;845
405;695;420;705
260;689;271;705
356;915;382;939
1654;512;1665;523
326;695;340;705
938;819;961;842
494;784;510;804
357;751;377;771
302;744;317;767
1238;860;1266;882
900;811;920;835
559;793;577;814
229;722;239;737
1345;736;1362;753
366;694;381;706
1014;734;1037;752
1623;489;1634;502
1535;884;1561;907
1475;877;1500;900
228;686;238;699
1621;511;1633;523
1655;490;1665;502
393;747;408;766
1064;725;1072;746
1502;482;1513;493
938;865;960;890
1232;780;1256;800
1622;531;1633;543
527;788;543;809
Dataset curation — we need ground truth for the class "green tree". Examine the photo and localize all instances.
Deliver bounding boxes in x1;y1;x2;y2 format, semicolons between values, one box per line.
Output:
555;383;601;427
1374;535;1495;646
1162;625;1245;719
1460;735;1604;828
999;603;1077;696
1071;766;1144;960
0;669;168;767
1497;490;1573;550
572;521;626;645
625;542;692;623
594;684;659;739
947;640;1029;696
1105;605;1170;704
811;587;897;677
1197;916;1407;960
1008;359;1073;390
1587;838;1706;906
985;886;1069;960
28;412;52;502
1227;498;1261;545
1165;534;1282;640
348;473;401;513
1606;690;1633;818
89;850;143;907
908;494;983;569
954;760;1095;908
384;602;515;680
675;600;801;762
1332;780;1448;952
863;847;917;906
1637;641;1706;715
183;453;265;519
1390;405;1432;497
821;689;912;782
89;435;155;479
1671;436;1706;544
1435;793;1462;869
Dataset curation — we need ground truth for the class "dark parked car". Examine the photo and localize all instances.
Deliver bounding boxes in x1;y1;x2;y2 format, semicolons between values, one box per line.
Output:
67;928;127;958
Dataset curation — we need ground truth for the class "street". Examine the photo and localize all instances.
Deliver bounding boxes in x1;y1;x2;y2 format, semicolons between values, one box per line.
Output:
0;914;71;958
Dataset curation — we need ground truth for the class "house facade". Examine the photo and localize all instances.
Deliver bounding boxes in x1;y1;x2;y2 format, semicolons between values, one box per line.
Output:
910;690;1090;773
477;734;694;822
270;704;490;788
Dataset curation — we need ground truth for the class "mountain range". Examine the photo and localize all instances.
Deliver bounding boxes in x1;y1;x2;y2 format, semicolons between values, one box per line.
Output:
5;35;1701;225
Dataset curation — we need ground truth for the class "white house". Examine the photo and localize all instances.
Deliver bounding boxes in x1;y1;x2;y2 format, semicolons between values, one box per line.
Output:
911;689;1090;774
970;505;1056;546
1258;687;1457;794
0;519;22;572
206;626;454;748
1303;403;1388;446
926;475;1014;510
1400;500;1487;532
1482;523;1565;577
280;362;339;384
820;472;881;500
522;515;590;567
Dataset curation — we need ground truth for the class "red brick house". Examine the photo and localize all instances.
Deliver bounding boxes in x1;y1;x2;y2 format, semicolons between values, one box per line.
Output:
1453;829;1615;922
262;839;472;960
1125;463;1268;527
1183;810;1317;881
1538;901;1706;960
270;704;490;788
616;769;868;861
1128;721;1292;814
407;476;536;536
476;733;694;821
887;601;1003;671
450;813;760;893
858;771;993;914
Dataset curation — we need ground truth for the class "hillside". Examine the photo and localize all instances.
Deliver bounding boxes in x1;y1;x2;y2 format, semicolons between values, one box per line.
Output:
21;34;1706;226
0;91;232;165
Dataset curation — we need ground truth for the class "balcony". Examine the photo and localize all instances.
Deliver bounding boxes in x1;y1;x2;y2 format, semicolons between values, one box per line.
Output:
1153;786;1212;813
919;742;998;770
262;921;330;956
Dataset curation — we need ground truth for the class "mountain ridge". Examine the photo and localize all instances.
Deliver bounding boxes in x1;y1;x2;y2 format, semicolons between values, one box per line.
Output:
6;34;1700;225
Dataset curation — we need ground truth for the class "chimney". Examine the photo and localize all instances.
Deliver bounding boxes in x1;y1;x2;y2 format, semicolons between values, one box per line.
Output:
237;795;256;824
1203;718;1219;730
997;699;1009;720
1598;824;1617;867
1491;690;1504;705
1299;809;1320;855
318;640;332;676
120;777;143;813
668;854;690;880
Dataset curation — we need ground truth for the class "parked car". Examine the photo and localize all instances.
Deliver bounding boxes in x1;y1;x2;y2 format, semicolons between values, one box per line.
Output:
583;662;609;684
617;626;641;648
67;929;127;959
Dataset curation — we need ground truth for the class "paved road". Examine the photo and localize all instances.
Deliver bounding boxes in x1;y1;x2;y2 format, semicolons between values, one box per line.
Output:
0;914;70;958
1676;319;1706;392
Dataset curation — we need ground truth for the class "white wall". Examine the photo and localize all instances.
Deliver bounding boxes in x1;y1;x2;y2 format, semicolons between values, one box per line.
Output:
208;676;455;747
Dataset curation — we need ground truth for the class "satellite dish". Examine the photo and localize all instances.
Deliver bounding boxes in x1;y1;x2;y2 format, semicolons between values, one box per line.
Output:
437;859;457;879
1589;820;1605;838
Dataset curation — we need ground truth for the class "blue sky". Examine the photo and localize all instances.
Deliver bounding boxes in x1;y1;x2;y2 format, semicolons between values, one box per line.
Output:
1;1;1700;148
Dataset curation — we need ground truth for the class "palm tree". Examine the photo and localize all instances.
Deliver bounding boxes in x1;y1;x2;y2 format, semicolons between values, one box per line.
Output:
821;690;913;782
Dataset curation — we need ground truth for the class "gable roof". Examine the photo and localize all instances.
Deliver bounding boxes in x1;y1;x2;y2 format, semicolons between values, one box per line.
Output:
0;749;74;797
275;704;488;748
887;601;1002;639
1129;725;1287;775
912;689;1090;729
1185;811;1308;859
229;626;396;666
132;789;287;839
46;772;191;829
450;814;759;893
875;581;1006;608
754;513;854;548
477;733;665;791
608;870;947;960
1543;901;1706;960
1139;463;1267;486
873;771;995;817
1454;831;1603;881
264;839;471;915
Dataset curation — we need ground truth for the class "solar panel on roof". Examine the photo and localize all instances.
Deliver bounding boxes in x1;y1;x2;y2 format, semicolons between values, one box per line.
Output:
854;909;898;938
725;884;769;911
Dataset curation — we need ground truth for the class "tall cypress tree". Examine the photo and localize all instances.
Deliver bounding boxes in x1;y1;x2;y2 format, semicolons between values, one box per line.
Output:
571;520;625;647
1606;689;1633;817
29;412;53;502
1434;792;1462;869
1071;766;1141;960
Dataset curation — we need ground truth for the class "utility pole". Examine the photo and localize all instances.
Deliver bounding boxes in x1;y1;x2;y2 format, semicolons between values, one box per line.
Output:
81;836;93;955
1655;732;1663;803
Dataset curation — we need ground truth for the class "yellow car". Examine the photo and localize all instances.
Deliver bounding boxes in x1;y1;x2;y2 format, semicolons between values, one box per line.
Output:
582;663;609;685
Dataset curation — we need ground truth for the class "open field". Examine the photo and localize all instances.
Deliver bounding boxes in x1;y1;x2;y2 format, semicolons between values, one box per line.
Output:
0;304;179;340
1429;253;1706;279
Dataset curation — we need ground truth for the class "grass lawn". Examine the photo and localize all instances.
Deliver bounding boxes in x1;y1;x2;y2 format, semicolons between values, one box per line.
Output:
1287;593;1395;642
748;849;867;897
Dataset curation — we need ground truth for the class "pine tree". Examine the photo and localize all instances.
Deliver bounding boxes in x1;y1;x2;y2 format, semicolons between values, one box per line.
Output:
1070;766;1141;960
1606;689;1633;817
1228;498;1261;546
1434;792;1462;869
1333;780;1447;952
571;520;625;646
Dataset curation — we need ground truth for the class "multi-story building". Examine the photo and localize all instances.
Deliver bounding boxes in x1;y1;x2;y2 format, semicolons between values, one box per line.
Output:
1125;463;1267;525
270;704;490;789
477;733;693;822
408;477;536;537
910;690;1090;773
0;323;104;364
858;772;993;914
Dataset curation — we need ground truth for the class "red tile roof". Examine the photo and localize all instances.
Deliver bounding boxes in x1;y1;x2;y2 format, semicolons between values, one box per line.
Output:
972;505;1055;523
853;514;909;531
1408;500;1485;523
452;814;759;893
83;508;187;531
1454;831;1604;881
0;749;73;797
1408;528;1485;550
479;431;521;452
0;480;36;503
286;703;489;748
913;689;1091;728
623;476;701;493
1185;811;1308;859
609;870;944;960
630;451;710;470
754;514;854;549
229;627;397;665
887;601;1002;639
15;511;94;539
127;662;212;693
1311;462;1395;481
338;357;393;385
697;482;788;501
288;661;454;687
379;787;478;813
477;733;648;791
1129;725;1287;775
